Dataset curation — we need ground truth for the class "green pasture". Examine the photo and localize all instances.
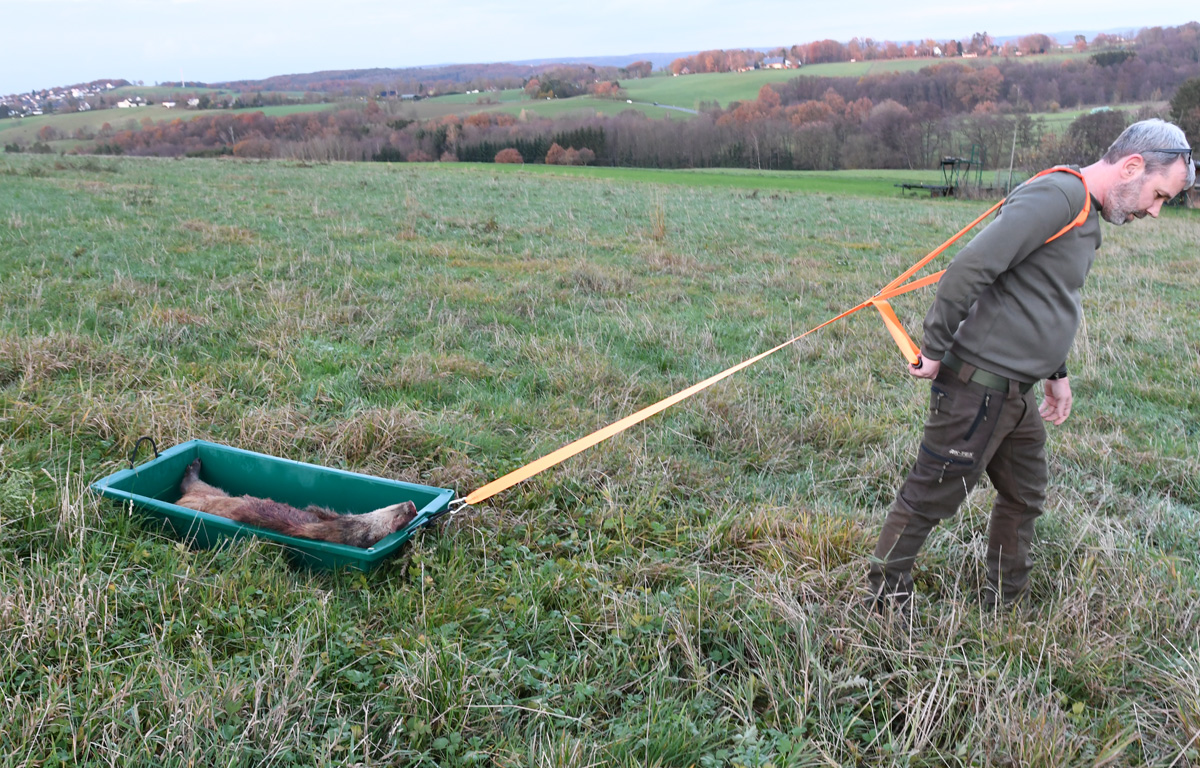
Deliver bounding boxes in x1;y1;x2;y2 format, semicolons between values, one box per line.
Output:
239;102;342;117
1033;103;1153;129
113;86;316;102
618;54;1080;110
408;92;681;121
0;102;342;146
425;89;527;104
0;106;185;142
446;162;955;197
489;96;683;120
622;68;808;110
1;154;1198;766
112;85;237;99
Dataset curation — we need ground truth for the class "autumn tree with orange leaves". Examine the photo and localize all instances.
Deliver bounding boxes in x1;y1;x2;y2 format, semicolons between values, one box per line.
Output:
591;81;627;100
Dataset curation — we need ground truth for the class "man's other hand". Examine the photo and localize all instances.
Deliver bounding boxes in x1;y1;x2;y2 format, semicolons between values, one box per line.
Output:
1039;377;1073;425
908;357;941;380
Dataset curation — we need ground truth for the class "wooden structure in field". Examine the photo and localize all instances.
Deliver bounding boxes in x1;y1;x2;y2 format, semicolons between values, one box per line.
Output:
897;145;986;198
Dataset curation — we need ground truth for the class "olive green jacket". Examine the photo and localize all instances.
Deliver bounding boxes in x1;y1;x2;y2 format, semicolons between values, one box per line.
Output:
921;168;1102;383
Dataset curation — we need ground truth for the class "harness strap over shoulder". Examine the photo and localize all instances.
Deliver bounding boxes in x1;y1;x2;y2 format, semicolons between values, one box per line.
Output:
1025;166;1091;244
870;166;1093;365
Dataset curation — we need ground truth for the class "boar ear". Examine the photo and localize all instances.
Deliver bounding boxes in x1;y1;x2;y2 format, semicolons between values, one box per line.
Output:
392;508;413;532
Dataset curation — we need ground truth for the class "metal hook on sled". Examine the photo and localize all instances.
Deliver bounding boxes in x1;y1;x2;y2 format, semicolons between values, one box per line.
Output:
426;497;471;525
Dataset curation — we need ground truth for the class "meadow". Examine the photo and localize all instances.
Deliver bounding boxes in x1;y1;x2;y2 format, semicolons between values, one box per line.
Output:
444;164;952;197
0;103;340;148
410;91;684;122
412;58;1019;119
1;154;1198;766
617;53;1091;111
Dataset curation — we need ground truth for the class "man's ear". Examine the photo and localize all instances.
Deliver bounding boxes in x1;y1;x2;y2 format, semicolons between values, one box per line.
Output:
1118;153;1145;179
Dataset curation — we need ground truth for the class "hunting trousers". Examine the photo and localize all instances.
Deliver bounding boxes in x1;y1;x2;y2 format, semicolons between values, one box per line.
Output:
869;360;1048;607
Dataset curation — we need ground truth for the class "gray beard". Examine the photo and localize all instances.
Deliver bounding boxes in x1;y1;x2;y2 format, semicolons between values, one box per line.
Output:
1100;177;1143;225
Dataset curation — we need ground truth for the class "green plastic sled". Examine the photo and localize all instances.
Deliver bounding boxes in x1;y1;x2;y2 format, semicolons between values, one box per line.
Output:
90;439;454;571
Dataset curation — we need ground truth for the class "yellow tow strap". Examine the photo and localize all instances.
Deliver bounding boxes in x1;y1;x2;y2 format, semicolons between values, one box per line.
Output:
459;167;1090;507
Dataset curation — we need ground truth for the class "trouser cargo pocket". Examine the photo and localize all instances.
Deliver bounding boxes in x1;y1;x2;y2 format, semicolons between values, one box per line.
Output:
902;371;1005;509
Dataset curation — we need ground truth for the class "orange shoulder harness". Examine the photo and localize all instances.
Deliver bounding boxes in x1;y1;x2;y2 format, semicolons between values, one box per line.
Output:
869;166;1091;364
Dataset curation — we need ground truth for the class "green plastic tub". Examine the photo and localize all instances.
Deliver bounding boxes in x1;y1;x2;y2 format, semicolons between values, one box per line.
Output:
90;439;454;571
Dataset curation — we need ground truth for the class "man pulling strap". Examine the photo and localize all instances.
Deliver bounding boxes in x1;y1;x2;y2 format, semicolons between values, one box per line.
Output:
869;118;1196;612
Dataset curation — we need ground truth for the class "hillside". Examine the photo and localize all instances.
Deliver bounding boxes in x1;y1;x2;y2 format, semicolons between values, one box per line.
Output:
5;22;1197;181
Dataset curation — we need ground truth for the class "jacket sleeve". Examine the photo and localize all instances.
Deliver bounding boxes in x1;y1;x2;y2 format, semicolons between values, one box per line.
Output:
920;179;1083;361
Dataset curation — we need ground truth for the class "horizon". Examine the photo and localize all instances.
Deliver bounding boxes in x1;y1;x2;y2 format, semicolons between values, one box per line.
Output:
2;1;1196;95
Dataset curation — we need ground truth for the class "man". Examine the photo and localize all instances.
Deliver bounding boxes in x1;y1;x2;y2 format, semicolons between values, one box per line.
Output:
869;118;1195;611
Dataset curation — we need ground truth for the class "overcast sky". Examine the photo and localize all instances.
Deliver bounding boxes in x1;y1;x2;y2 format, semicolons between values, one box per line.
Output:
2;1;1195;94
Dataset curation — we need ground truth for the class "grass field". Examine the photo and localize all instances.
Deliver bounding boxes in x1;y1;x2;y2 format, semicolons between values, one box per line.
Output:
620;66;893;110
111;85;238;99
1;154;1198;766
425;90;527;104
0;103;343;146
360;54;1098;120
485;97;683;121
445;163;957;197
410;92;683;121
1034;104;1152;129
620;53;1092;110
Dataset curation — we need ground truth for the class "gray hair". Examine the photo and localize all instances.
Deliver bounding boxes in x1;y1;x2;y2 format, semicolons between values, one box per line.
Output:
1103;118;1196;189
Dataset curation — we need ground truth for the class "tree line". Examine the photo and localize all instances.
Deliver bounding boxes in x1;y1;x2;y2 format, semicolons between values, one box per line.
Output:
666;25;1190;74
75;90;1189;177
769;23;1200;115
69;23;1198;177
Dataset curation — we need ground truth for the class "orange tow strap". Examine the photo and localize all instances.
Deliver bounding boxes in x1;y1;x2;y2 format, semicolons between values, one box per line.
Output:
459;168;1090;507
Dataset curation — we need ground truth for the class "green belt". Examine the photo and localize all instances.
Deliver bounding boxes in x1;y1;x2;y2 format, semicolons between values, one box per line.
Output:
941;351;1034;394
